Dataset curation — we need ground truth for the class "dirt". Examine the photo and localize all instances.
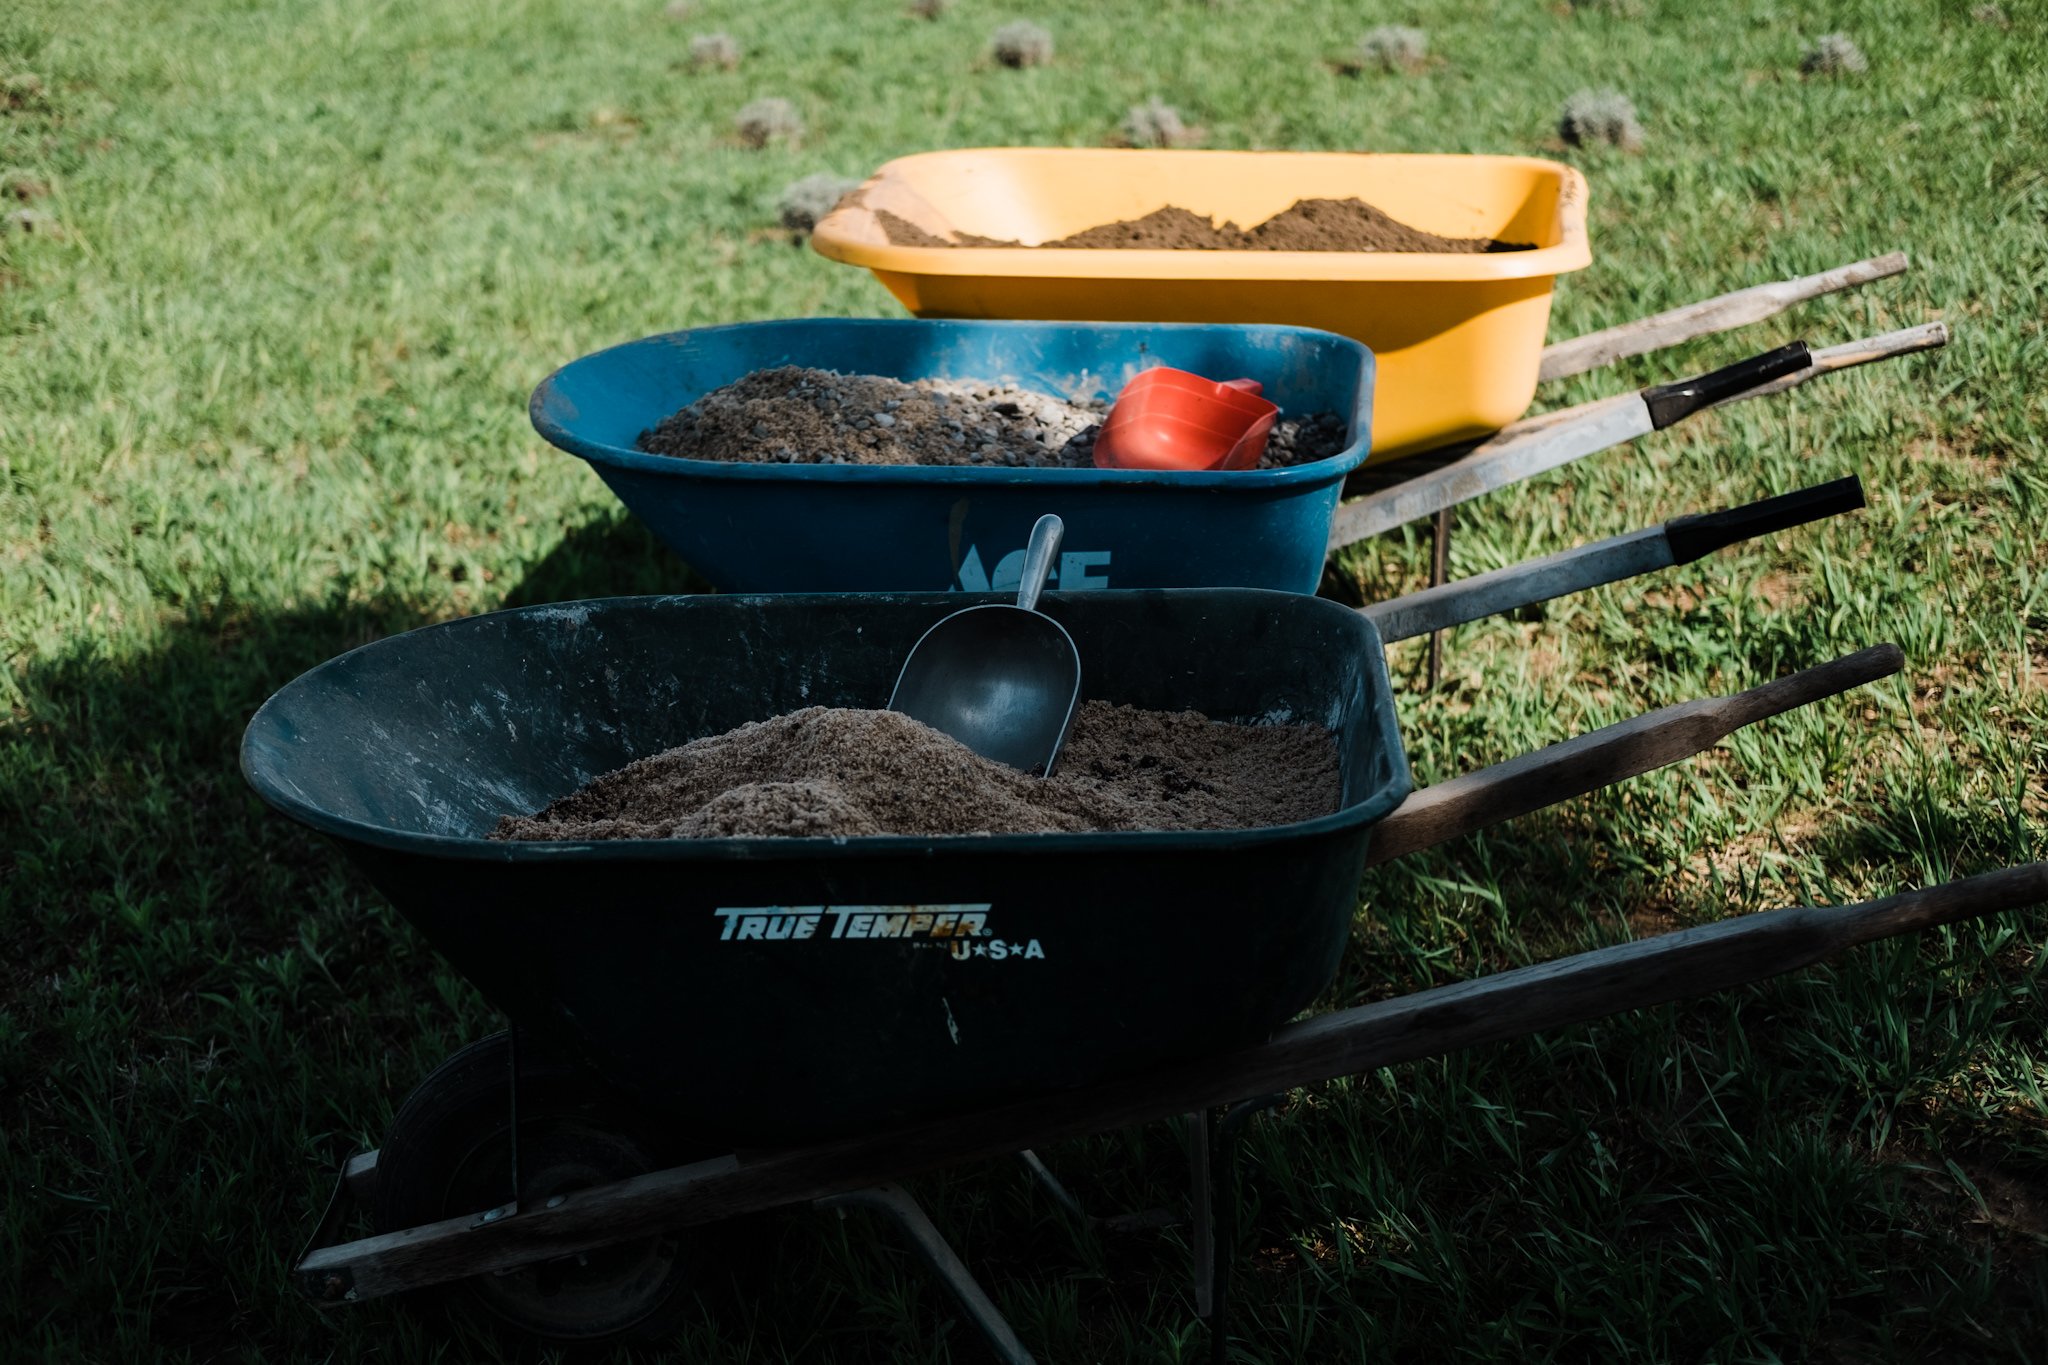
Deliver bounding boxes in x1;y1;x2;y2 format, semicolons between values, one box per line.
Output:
493;700;1340;841
872;207;1014;248
879;196;1533;253
637;365;1348;469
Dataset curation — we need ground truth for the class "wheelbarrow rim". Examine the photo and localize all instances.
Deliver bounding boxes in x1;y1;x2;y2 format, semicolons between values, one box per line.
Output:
240;590;1414;864
528;319;1374;490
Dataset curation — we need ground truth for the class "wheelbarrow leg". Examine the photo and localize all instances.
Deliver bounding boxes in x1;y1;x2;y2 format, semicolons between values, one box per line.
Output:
1427;507;1451;691
1015;1148;1086;1222
503;1023;523;1214
819;1183;1037;1365
1208;1094;1285;1365
1188;1110;1214;1317
1017;1147;1179;1234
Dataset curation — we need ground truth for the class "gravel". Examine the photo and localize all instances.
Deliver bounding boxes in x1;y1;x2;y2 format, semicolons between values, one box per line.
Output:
637;366;1351;470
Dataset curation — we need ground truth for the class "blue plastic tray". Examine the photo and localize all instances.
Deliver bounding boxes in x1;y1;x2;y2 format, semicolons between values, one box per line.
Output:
529;319;1374;594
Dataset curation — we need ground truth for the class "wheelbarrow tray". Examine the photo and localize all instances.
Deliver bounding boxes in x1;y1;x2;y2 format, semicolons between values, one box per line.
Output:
810;149;1588;459
241;590;1409;1145
528;319;1373;595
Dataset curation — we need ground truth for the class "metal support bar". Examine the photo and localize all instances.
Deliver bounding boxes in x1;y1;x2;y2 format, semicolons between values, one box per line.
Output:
505;1023;523;1215
819;1183;1037;1365
1015;1148;1086;1223
1427;507;1450;688
1188;1110;1214;1317
1209;1095;1285;1365
341;1150;380;1204
294;1158;364;1306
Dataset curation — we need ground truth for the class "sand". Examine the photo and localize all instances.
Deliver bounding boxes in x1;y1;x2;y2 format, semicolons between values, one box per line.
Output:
493;700;1340;841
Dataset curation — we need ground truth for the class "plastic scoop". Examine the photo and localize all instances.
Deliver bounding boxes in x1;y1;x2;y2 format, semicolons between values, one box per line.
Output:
888;514;1081;776
1092;367;1279;471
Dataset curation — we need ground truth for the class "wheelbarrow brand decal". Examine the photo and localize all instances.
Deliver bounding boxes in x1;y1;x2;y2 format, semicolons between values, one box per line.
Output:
712;904;1051;961
954;544;1112;593
715;903;994;943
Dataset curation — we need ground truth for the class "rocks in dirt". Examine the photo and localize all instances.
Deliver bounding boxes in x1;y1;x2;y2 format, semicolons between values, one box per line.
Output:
1262;410;1350;467
777;173;862;234
635;364;1350;470
880;196;1532;253
1800;33;1868;77
991;21;1054;68
1559;88;1644;151
734;96;801;148
493;700;1340;841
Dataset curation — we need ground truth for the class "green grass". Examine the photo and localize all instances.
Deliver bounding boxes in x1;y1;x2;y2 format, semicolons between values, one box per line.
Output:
3;0;2045;1359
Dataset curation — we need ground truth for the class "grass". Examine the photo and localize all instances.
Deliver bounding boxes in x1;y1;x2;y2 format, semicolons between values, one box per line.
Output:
3;0;2045;1359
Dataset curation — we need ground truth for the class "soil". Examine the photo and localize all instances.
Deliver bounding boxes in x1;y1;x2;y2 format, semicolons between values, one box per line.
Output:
637;365;1348;470
872;208;1013;249
493;700;1340;841
878;196;1532;253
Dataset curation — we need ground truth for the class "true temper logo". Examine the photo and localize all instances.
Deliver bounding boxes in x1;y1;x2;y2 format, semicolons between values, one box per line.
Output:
954;546;1111;593
715;903;992;942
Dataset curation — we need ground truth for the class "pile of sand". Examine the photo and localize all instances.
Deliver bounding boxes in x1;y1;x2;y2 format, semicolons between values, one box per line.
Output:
494;701;1340;841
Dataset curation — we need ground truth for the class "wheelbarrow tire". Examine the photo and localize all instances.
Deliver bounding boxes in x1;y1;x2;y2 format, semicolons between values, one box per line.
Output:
373;1030;702;1343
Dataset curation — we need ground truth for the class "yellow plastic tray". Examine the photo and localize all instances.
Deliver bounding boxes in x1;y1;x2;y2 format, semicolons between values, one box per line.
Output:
812;149;1590;461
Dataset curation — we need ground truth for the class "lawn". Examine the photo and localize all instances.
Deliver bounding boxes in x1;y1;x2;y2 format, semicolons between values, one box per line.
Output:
3;0;2045;1360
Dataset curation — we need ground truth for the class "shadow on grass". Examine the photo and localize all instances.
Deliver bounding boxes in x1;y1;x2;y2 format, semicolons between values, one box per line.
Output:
0;589;478;1358
501;511;708;608
3;547;2039;1362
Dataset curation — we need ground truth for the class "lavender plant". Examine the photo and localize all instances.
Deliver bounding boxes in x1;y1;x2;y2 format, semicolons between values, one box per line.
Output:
1559;89;1643;151
991;21;1053;68
734;97;802;148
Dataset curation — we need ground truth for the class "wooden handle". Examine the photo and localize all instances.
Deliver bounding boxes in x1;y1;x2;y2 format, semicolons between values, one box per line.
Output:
1234;862;2048;1096
1364;645;1904;866
1539;252;1910;381
1328;322;1947;553
1729;322;1947;403
295;859;2045;1304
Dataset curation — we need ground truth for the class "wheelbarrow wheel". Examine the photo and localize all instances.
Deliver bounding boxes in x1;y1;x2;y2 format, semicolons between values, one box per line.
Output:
373;1030;700;1342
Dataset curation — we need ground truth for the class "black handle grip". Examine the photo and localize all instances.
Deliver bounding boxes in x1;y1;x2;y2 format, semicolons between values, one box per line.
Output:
1642;340;1814;429
1664;476;1865;565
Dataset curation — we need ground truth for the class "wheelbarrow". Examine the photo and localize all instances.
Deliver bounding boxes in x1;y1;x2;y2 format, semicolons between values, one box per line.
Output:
532;317;1376;595
244;474;1867;1145
809;147;1938;470
529;303;1940;598
243;477;2048;1351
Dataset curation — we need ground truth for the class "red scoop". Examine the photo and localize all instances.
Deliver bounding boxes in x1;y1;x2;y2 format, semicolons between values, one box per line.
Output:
1091;367;1279;472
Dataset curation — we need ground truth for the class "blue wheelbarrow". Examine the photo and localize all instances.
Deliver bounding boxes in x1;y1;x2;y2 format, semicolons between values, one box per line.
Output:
529;318;1374;595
